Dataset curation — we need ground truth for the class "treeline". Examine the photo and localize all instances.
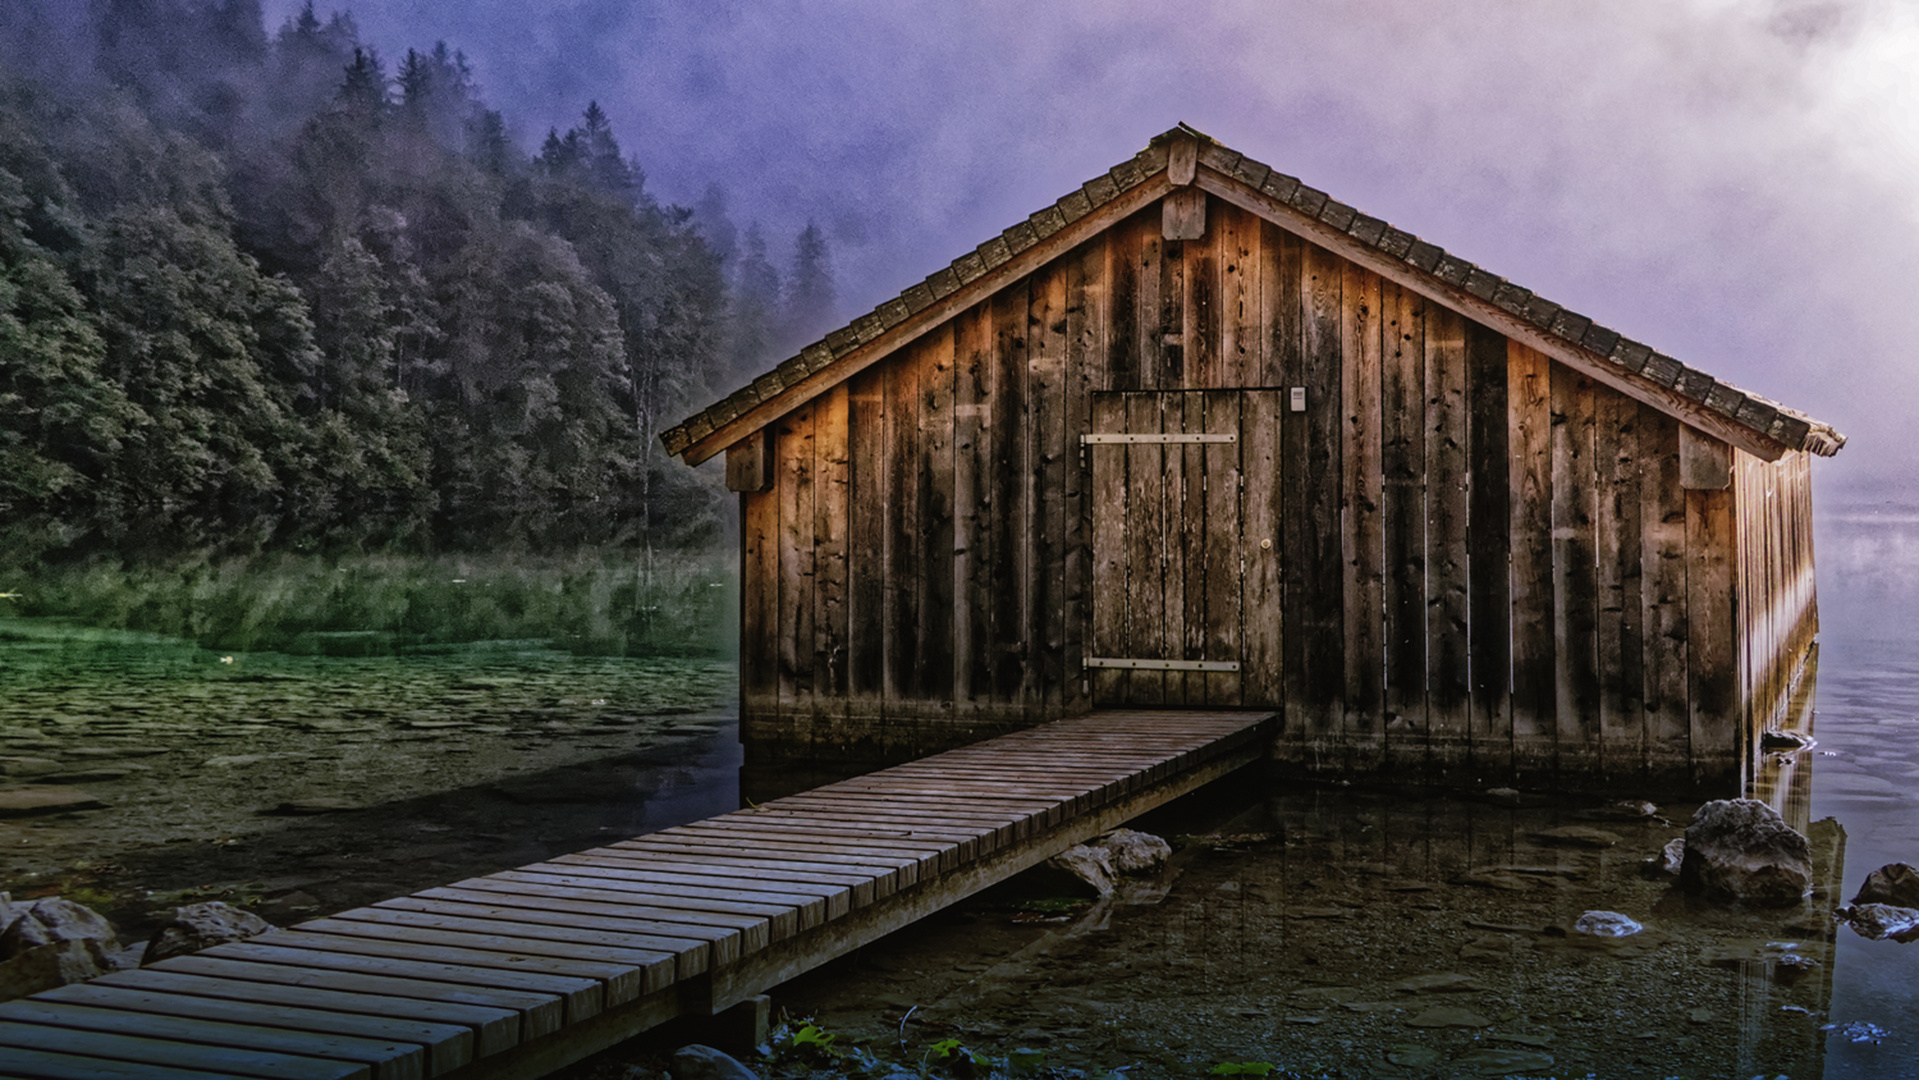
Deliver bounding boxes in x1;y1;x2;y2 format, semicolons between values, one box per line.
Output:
0;0;835;556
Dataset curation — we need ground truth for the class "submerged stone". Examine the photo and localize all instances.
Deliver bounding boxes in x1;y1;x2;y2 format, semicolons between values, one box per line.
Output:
1572;910;1643;937
1093;828;1172;874
1452;1048;1555;1075
1645;837;1686;877
1405;1005;1492;1029
1535;825;1623;849
0;786;106;817
1385;1046;1441;1068
1680;799;1812;906
1845;903;1919;942
1390;972;1487;993
142;901;274;964
1851;862;1919;908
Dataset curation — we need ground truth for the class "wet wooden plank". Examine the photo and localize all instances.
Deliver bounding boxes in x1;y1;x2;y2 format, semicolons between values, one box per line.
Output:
197;941;598;1025
296;915;675;995
990;282;1031;704
1465;320;1512;778
776;403;817;737
847;368;886;711
1641;412;1690;779
917;325;958;714
0;1000;398;1080
371;895;722;973
1595;390;1645;779
0;1018;367;1079
90;967;504;1061
1688;484;1739;786
259;927;645;1012
0;1045;246;1080
1341;263;1384;767
813;384;851;729
1551;363;1600;773
38;981;469;1078
1291;241;1345;762
1508;342;1556;780
1240;389;1283;709
1125;393;1168;703
412;883;771;956
1382;282;1427;773
1425;305;1471;773
882;344;922;717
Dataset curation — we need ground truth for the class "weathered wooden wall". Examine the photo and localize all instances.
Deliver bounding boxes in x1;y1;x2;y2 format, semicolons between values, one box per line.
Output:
740;194;1763;790
1734;449;1819;779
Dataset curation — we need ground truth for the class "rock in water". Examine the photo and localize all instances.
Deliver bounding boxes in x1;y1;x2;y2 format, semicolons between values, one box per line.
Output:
1043;844;1118;896
1845;903;1919;943
670;1043;760;1080
1645;838;1686;877
142;902;274;965
1093;828;1172;873
1679;799;1813;906
1851;863;1919;908
1572;910;1643;937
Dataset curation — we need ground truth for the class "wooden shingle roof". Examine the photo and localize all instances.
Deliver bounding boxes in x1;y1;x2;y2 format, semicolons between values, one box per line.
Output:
663;124;1845;465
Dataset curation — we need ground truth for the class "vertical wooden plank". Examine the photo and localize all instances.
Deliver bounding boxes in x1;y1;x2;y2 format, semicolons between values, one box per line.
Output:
1551;364;1599;774
1425;306;1471;774
1341;264;1385;769
1030;263;1069;714
1258;222;1302;389
1218;202;1256;389
918;325;958;730
1689;484;1739;788
740;484;780;723
1465;321;1511;780
953;305;994;715
847;369;886;715
813;384;851;742
1126;393;1167;704
1507;343;1556;781
777;404;817;746
1241;389;1284;709
1089;393;1129;704
1138;227;1165;389
1187;208;1220;388
1596;390;1645;779
991;283;1031;705
1381;282;1427;774
1108;216;1141;393
882;345;922;718
1291;242;1345;765
1640;410;1689;783
1176;392;1207;704
1063;237;1106;712
1159;238;1186;388
1204;390;1242;706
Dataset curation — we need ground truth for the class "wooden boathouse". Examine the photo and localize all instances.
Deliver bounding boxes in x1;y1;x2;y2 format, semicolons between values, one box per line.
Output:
662;124;1845;793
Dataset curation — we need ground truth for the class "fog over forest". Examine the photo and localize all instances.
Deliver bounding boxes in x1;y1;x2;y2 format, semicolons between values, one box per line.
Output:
275;0;1917;502
5;0;1914;566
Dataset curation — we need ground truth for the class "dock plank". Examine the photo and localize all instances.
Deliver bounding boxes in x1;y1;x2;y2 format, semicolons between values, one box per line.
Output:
0;999;415;1080
0;1019;366;1080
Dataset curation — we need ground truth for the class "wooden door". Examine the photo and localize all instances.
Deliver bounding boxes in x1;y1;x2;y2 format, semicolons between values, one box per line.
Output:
1087;390;1283;708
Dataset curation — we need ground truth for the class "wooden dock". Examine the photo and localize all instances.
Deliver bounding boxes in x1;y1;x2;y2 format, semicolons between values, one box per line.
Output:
0;710;1272;1080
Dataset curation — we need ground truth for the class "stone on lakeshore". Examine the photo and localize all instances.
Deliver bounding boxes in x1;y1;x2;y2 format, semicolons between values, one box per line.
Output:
1844;903;1919;943
1041;844;1117;896
1572;910;1643;937
1586;799;1660;821
269;797;363;815
1645;838;1686;877
0;942;103;1002
1404;1005;1491;1028
1680;799;1812;906
0;786;106;818
142;901;275;965
19;899;118;951
1452;1048;1555;1075
1851;863;1919;908
61;747;169;759
41;768;139;784
669;1043;760;1080
1534;825;1623;849
0;757;64;776
1390;972;1487;994
1092;828;1172;874
1385;1046;1441;1068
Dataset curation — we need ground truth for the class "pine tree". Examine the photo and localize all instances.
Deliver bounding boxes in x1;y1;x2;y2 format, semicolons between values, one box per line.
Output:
779;218;836;353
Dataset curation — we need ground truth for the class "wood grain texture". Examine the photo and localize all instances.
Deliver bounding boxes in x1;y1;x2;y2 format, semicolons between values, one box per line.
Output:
1425;306;1471;772
1550;364;1599;773
1341;263;1385;767
1382;281;1427;773
1465;320;1511;778
1640;410;1690;782
1508;342;1556;780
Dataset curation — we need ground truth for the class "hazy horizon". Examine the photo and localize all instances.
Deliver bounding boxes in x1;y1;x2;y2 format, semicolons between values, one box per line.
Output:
259;1;1916;500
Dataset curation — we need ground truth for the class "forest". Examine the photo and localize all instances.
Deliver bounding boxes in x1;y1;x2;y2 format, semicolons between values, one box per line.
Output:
0;0;837;560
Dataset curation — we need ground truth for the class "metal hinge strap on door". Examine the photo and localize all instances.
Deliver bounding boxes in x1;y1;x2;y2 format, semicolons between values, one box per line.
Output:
1085;657;1241;672
1080;433;1236;445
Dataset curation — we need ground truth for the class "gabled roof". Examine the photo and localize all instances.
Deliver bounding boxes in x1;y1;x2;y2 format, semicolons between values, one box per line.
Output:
663;124;1845;465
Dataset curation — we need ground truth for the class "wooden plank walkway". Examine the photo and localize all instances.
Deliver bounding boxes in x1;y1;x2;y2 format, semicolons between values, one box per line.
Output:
0;710;1271;1080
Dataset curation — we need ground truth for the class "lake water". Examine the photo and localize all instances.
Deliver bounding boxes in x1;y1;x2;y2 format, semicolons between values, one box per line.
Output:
2;510;1916;1079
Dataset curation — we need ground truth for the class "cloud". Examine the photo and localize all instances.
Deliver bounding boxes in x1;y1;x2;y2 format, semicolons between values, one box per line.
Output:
268;0;1919;494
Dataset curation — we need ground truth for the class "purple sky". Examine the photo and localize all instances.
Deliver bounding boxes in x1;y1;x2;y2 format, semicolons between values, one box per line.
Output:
266;0;1919;498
